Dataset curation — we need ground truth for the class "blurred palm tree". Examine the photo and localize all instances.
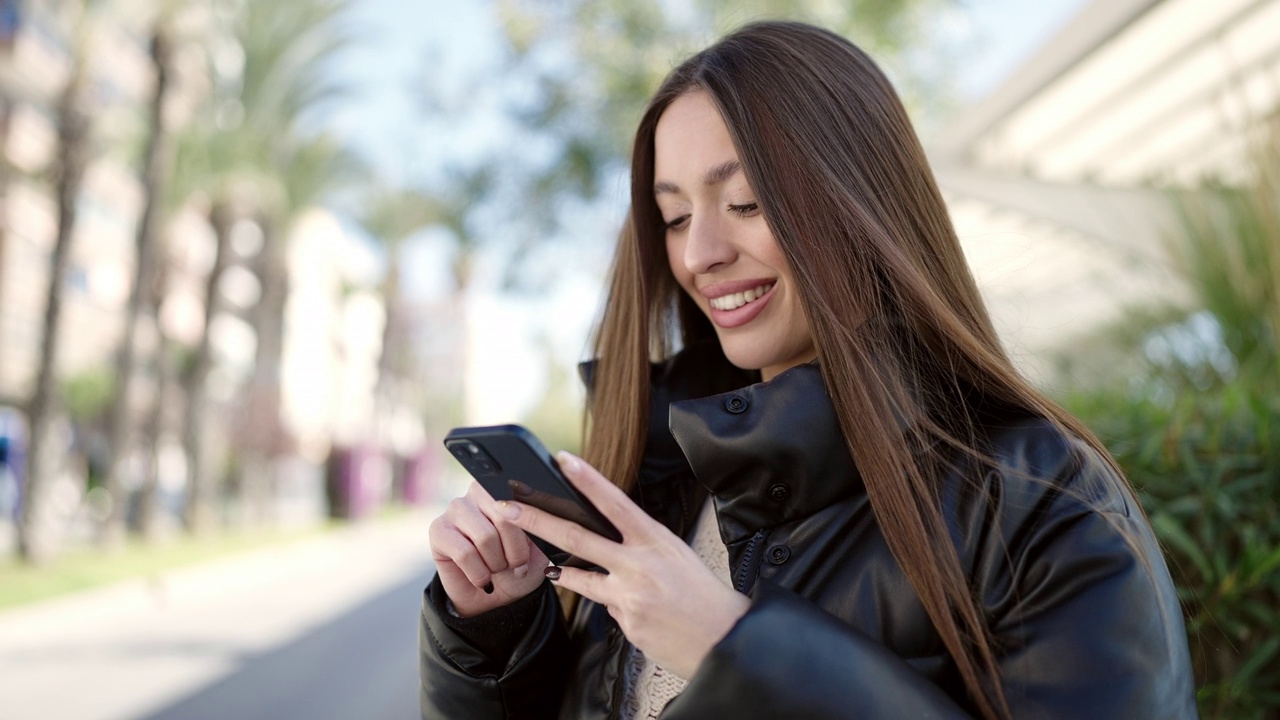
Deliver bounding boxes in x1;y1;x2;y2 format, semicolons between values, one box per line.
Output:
238;134;360;527
99;4;181;546
356;186;441;420
0;0;20;380
165;0;355;533
16;0;96;563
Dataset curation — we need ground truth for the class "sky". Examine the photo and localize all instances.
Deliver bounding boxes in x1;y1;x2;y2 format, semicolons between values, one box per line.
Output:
327;0;1090;177
323;0;1092;425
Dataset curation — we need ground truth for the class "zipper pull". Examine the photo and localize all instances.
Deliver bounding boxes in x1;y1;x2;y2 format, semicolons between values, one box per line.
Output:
733;529;770;593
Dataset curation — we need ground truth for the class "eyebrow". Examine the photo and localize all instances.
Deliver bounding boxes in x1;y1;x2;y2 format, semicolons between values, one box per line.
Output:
654;159;742;196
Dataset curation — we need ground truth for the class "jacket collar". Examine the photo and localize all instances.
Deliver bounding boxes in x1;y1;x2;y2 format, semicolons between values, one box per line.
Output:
668;361;864;543
578;341;757;539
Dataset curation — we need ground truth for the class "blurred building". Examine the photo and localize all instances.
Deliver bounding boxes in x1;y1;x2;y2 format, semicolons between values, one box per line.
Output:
933;0;1280;384
281;207;386;461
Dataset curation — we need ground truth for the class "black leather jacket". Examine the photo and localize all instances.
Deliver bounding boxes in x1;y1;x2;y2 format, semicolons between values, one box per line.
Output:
419;349;1197;719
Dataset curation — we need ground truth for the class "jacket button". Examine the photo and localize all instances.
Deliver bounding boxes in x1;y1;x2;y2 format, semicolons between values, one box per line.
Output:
768;483;790;502
724;395;748;414
767;545;790;565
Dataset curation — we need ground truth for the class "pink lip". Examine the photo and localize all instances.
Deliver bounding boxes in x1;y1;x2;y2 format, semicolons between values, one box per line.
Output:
703;281;777;329
698;278;776;299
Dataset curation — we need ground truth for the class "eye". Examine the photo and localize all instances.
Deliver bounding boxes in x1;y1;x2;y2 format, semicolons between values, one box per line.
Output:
728;202;760;217
664;214;690;232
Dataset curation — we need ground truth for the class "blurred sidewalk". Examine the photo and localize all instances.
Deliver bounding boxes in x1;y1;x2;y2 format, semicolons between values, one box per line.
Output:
0;508;440;720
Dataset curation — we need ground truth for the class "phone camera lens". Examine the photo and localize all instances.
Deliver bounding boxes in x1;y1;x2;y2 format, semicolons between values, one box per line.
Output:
461;441;480;456
449;445;469;460
475;459;496;473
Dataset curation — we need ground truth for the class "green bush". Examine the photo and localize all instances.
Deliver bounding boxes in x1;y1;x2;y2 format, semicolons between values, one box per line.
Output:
1066;375;1280;719
1055;124;1280;718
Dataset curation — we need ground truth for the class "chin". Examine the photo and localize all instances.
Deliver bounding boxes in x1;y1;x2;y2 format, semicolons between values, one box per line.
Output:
717;341;773;373
715;332;816;380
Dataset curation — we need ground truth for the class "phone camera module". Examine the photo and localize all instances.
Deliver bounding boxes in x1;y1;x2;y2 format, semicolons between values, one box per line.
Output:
445;437;500;474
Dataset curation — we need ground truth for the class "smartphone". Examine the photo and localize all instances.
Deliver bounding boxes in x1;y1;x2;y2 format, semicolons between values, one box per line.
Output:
443;424;621;568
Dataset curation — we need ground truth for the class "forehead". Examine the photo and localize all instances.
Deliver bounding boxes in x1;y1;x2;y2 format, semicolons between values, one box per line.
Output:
653;91;738;184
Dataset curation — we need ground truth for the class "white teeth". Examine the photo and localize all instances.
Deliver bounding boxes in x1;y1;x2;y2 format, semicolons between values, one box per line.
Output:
710;283;773;311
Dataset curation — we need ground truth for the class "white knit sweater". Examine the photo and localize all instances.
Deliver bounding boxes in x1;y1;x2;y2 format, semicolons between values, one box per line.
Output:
620;498;732;719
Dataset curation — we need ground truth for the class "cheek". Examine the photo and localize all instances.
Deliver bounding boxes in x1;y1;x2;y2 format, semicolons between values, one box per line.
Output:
756;234;791;275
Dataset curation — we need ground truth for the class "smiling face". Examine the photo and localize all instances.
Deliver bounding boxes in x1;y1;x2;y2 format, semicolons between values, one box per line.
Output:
653;91;816;380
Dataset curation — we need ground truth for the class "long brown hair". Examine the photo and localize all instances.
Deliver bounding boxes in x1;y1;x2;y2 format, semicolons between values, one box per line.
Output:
584;20;1129;720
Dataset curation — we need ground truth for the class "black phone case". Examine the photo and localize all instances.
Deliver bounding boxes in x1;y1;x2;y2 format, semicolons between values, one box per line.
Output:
443;424;621;568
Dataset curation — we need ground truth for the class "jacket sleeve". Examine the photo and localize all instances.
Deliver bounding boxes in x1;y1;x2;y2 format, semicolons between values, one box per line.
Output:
662;505;1196;719
419;574;572;719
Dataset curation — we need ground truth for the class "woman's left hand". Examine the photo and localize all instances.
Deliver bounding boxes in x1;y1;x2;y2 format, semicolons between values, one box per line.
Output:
497;451;750;680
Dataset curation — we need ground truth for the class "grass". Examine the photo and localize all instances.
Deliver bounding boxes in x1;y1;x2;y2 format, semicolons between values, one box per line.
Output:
0;500;437;613
0;522;341;612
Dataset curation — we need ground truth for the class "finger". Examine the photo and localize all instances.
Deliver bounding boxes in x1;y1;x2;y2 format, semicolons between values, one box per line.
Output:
428;522;495;589
465;481;534;576
464;480;496;504
450;499;510;574
500;500;616;568
544;564;612;608
555;451;655;539
434;557;479;598
477;503;533;578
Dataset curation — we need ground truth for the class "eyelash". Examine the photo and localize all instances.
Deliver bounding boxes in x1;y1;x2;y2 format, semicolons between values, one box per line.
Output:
664;202;760;231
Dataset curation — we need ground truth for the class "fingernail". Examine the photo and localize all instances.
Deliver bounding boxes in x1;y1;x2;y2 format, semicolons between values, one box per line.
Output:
544;566;561;581
483;581;494;594
497;501;520;520
556;451;581;474
509;479;534;498
514;564;529;579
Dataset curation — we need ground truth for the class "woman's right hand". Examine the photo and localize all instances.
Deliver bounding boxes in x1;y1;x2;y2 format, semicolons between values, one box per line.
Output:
428;481;550;617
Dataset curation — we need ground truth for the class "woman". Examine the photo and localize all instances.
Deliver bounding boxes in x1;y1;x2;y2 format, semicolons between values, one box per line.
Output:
420;21;1196;720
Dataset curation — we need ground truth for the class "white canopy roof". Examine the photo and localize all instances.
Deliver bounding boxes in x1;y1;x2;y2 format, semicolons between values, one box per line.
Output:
932;0;1279;382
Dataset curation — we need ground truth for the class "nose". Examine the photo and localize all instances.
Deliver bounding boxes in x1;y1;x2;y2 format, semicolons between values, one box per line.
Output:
681;213;736;274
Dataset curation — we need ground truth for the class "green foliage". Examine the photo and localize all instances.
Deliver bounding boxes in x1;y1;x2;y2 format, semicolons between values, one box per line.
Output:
1164;144;1280;378
1061;131;1280;719
422;0;954;293
60;367;117;423
168;0;357;221
357;186;447;251
1066;375;1280;719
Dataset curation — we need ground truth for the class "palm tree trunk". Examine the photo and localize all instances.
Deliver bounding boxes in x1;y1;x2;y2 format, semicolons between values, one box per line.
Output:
242;212;288;527
181;200;234;535
134;212;179;542
374;242;402;443
0;8;18;396
16;68;89;563
101;24;173;546
137;310;175;542
0;94;14;393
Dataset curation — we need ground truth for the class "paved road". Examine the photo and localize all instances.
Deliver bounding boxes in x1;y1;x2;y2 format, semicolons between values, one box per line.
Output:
0;510;439;720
